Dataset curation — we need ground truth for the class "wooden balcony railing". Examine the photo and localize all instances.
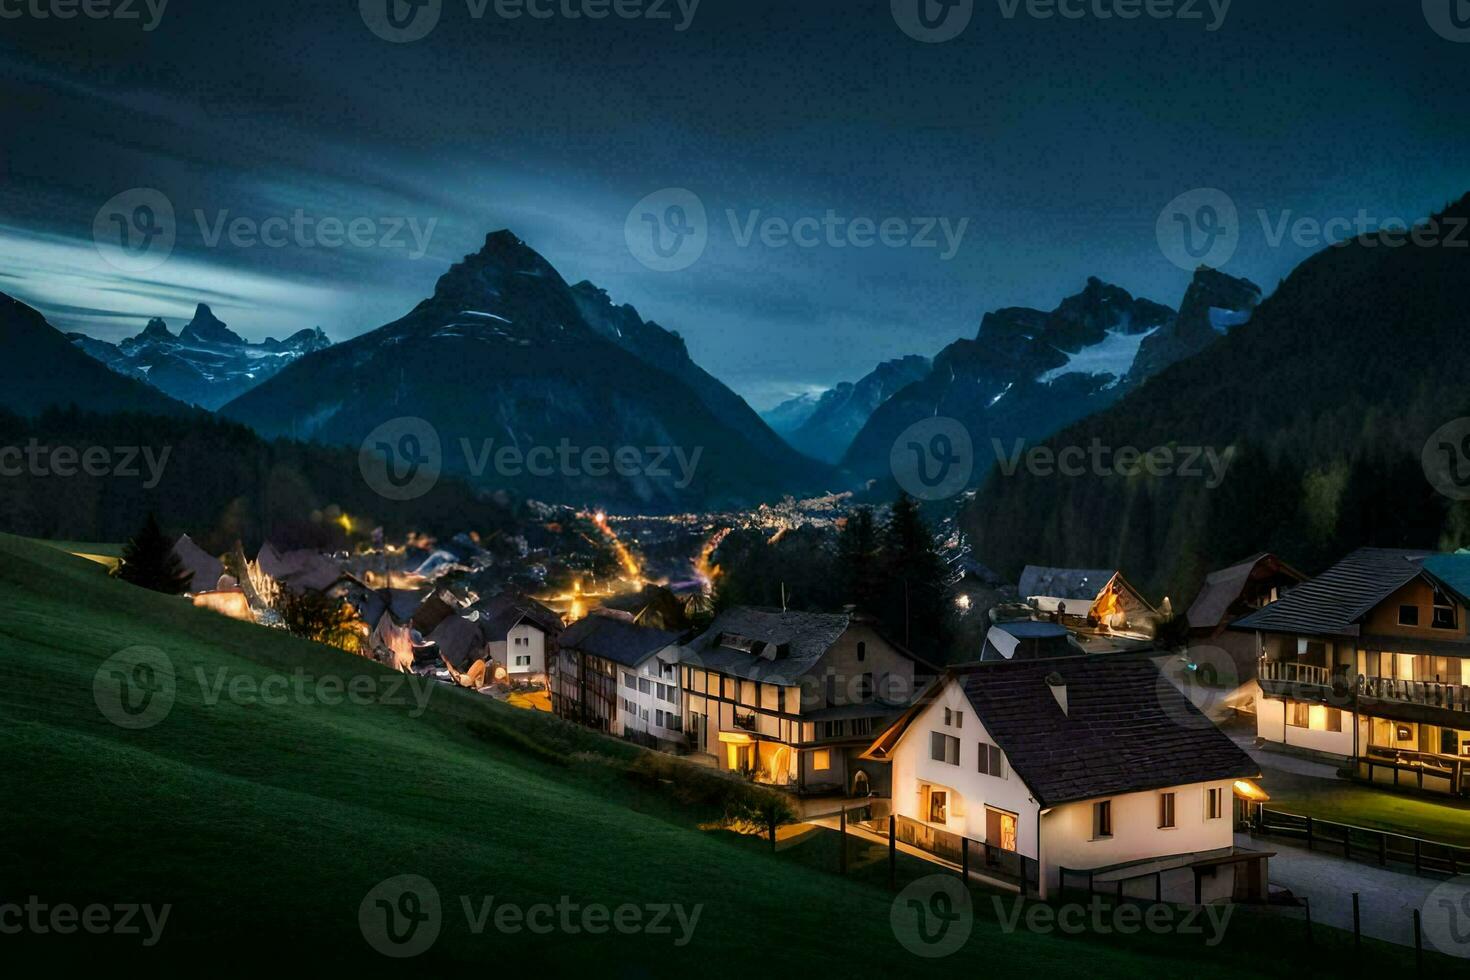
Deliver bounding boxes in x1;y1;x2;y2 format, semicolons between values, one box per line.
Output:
1358;675;1470;714
1259;659;1332;687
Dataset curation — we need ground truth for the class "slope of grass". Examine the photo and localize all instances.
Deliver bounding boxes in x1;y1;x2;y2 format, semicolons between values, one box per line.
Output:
0;534;1444;973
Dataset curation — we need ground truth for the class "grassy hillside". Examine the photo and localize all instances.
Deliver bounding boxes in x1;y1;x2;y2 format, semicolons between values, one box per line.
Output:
0;534;1434;973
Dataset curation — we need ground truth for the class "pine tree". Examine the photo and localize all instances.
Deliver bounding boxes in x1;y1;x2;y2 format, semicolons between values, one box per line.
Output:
837;506;882;613
877;493;952;659
117;513;192;595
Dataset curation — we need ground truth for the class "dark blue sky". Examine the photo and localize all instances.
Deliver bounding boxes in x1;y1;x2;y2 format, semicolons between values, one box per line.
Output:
2;0;1467;408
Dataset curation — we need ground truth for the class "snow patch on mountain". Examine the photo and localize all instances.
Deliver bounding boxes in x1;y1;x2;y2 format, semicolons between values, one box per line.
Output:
1036;325;1162;388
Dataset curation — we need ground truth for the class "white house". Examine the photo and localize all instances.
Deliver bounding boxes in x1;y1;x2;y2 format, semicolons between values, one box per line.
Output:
554;613;686;750
865;655;1268;902
473;593;565;685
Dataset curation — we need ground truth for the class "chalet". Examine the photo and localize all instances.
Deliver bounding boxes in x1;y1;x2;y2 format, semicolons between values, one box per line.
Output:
1234;548;1470;796
472;593;564;685
680;608;934;797
252;541;353;599
1017;565;1163;651
429;613;492;688
171;534;224;595
864;655;1269;901
1187;552;1304;676
553;614;686;750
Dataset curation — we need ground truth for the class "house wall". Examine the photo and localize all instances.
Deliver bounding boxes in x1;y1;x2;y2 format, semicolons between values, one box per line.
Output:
1363;579;1470;643
1254;693;1358;758
888;680;1041;857
810;624;924;708
1040;779;1236;878
494;623;547;680
615;647;684;747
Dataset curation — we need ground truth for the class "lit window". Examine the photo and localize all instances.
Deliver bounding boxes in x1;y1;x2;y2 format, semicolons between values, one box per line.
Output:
1159;792;1176;829
812;750;831;771
928;789;948;824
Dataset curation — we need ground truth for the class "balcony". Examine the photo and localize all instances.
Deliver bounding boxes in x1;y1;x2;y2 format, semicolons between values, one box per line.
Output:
1258;658;1348;703
1357;675;1470;727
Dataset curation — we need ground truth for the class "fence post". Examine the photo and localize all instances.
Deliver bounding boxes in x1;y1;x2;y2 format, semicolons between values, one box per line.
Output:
1304;896;1313;945
1306;815;1314;851
1352;893;1360;949
961;837;969;883
1379;832;1388;866
1414;839;1422;875
1414;909;1423;971
839;808;847;875
1345;826;1352;860
888;815;897;891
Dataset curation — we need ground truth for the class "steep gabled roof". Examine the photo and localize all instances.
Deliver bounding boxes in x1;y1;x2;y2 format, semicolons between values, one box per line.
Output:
428;614;486;672
1231;548;1430;637
1186;552;1306;631
559;614;680;669
172;534;224;593
473;593;565;641
869;656;1258;808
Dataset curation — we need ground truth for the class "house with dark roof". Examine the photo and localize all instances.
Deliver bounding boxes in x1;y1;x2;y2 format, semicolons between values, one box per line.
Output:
1186;552;1305;675
680;607;935;797
863;655;1268;901
472;593;564;685
554;614;685;750
1232;548;1470;796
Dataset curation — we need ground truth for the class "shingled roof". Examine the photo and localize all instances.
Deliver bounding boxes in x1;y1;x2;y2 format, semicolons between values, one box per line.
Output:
682;608;852;683
559;614;681;669
1018;566;1117;603
868;655;1258;808
1186;552;1305;632
473;593;565;642
1231;548;1429;637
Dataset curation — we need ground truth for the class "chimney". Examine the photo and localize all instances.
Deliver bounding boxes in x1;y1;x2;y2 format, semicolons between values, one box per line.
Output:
1045;672;1068;716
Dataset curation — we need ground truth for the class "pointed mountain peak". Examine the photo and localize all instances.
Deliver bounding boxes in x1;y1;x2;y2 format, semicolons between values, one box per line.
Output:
425;230;569;309
180;303;246;346
138;317;174;342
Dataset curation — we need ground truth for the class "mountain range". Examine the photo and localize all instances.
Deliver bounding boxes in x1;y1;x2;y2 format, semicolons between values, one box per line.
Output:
68;304;332;410
841;268;1262;485
763;355;931;463
963;193;1470;601
221;232;832;510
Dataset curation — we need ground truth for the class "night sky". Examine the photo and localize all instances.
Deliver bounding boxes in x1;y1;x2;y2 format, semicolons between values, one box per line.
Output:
2;0;1467;408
